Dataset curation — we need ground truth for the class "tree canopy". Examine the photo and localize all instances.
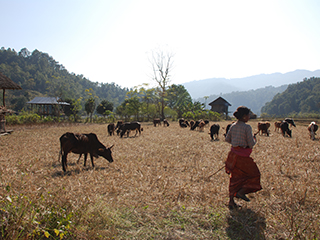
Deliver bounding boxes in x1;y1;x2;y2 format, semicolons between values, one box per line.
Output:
261;77;320;116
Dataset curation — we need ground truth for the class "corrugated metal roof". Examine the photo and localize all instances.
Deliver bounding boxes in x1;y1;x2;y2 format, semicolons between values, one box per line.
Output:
208;97;231;106
27;97;70;105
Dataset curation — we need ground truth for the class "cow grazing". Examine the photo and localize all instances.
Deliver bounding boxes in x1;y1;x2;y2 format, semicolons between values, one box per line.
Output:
190;120;202;130
59;132;114;172
153;118;161;127
256;122;271;136
189;120;195;129
209;124;220;141
115;120;124;135
163;119;170;127
274;121;282;132
285;118;296;127
198;120;206;132
107;123;115;136
308;121;318;140
119;121;143;138
280;121;292;137
179;118;188;128
223;123;234;137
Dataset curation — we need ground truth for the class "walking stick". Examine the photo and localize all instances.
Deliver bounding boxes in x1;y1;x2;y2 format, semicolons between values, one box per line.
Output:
205;165;225;181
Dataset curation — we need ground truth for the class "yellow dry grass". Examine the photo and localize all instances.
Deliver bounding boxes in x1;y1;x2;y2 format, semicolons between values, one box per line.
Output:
0;121;319;239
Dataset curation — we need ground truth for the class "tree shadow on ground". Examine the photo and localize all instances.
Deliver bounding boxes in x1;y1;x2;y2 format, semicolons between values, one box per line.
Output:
226;207;266;240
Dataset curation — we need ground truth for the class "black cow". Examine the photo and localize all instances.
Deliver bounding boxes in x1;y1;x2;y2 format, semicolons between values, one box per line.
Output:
59;132;114;172
179;118;188;128
107;123;115;136
285;118;296;127
191;120;202;130
224;123;233;137
119;121;143;138
280;121;292;137
115;120;124;136
163;119;170;127
209;124;220;140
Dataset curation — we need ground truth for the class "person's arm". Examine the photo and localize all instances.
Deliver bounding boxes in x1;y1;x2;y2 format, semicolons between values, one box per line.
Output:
246;125;256;148
225;126;232;143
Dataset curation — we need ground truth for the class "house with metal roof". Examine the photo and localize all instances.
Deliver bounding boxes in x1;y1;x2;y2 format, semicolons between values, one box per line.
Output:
27;97;69;116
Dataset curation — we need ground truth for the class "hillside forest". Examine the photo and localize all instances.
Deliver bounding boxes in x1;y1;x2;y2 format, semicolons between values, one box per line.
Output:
1;47;320;120
0;47;216;122
261;77;320;117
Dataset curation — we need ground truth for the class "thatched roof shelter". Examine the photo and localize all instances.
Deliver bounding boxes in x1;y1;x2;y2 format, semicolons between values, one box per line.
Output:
0;72;22;107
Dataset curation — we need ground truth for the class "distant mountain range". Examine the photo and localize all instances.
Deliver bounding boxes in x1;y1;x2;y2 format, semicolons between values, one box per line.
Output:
182;69;320;99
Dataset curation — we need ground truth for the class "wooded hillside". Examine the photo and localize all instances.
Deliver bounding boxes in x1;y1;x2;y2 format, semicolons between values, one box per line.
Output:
0;47;129;111
261;77;320;116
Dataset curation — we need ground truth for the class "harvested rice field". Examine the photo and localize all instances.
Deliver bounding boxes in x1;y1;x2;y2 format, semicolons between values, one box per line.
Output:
0;120;319;239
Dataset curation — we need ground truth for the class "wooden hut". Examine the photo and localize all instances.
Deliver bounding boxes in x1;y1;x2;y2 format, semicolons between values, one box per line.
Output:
208;97;231;117
0;72;22;134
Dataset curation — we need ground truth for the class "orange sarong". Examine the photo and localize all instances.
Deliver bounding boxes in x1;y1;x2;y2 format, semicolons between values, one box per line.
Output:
225;150;262;197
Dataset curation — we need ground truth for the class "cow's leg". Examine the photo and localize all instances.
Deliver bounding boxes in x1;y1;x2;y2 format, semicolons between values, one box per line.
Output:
62;154;68;172
83;153;88;166
90;153;95;168
77;154;82;164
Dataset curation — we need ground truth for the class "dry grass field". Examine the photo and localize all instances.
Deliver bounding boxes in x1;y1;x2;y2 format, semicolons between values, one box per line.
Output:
0;120;319;239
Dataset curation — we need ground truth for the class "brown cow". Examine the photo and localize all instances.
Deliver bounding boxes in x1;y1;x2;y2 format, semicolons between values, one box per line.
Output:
198;120;206;132
59;132;114;172
153;118;161;127
256;122;271;136
274;121;282;132
308;121;318;140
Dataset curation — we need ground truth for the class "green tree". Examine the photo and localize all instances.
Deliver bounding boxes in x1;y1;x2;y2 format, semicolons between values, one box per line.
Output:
96;100;114;117
126;96;142;121
64;98;82;122
85;88;97;122
166;84;192;118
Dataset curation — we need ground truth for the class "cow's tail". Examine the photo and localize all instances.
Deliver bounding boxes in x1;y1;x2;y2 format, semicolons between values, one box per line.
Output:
58;143;65;163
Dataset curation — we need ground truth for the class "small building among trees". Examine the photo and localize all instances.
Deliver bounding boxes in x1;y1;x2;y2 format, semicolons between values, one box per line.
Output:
27;97;69;117
208;97;231;117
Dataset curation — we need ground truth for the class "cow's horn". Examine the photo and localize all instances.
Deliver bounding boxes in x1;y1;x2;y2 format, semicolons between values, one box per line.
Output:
109;144;114;149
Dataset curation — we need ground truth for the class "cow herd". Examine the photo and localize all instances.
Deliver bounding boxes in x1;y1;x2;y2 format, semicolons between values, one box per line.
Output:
59;117;318;172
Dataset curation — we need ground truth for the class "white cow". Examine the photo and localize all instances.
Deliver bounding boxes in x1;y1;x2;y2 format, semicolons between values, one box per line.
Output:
308;122;318;140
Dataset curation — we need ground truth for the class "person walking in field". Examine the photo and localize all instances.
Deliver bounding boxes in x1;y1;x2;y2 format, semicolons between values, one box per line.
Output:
225;106;262;210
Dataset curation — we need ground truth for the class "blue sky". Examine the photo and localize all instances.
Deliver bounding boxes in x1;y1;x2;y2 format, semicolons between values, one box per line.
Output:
2;0;320;88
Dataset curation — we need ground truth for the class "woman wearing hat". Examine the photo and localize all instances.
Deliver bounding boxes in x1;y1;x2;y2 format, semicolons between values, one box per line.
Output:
225;106;262;209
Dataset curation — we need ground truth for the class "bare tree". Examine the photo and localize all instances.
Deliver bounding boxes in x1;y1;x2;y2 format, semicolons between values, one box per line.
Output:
150;48;174;119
